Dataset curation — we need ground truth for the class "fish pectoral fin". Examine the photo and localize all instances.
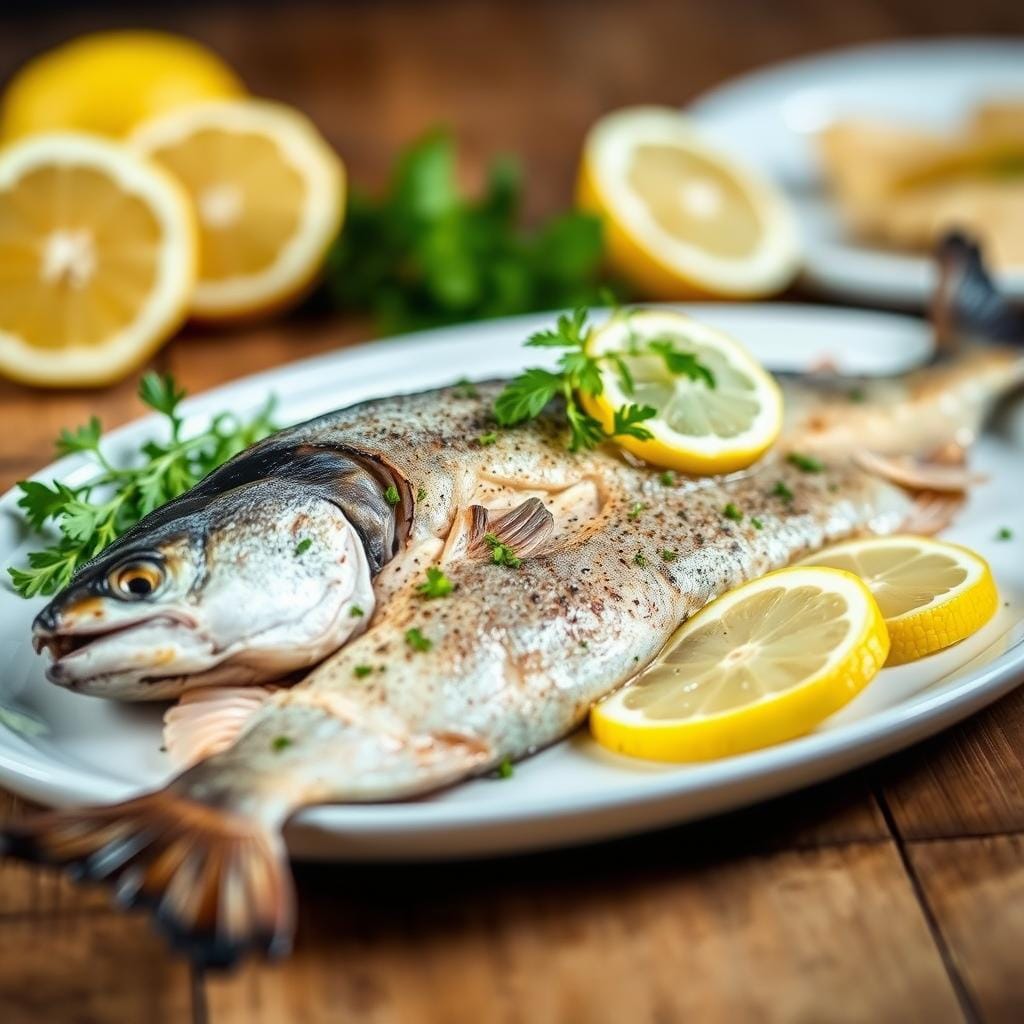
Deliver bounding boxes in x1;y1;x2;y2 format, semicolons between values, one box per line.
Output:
854;449;986;494
470;497;554;558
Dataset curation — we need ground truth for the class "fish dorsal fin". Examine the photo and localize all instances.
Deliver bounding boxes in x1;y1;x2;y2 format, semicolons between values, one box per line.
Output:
471;497;554;558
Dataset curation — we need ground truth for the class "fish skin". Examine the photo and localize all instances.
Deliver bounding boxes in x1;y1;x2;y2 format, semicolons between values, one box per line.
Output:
168;380;912;811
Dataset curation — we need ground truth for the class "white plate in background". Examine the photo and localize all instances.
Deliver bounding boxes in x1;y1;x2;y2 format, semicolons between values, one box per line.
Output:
687;38;1024;307
0;305;1019;861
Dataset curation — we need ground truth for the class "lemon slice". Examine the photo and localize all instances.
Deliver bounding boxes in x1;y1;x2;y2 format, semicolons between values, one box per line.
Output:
591;567;889;762
0;134;197;388
131;99;344;321
581;309;783;474
798;536;998;666
577;107;800;299
0;31;245;141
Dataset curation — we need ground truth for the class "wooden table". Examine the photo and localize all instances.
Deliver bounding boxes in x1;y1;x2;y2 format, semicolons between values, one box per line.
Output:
2;2;1024;1020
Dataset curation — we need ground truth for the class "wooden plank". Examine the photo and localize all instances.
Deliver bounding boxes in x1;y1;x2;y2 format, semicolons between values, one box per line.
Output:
880;687;1024;839
206;841;960;1024
0;912;194;1024
909;836;1024;1023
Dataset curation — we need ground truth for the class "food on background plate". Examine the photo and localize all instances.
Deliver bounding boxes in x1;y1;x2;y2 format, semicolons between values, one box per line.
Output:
0;30;245;140
799;536;998;666
591;566;889;762
577;106;801;299
132;99;346;321
818;101;1024;269
0;134;197;388
326;130;608;334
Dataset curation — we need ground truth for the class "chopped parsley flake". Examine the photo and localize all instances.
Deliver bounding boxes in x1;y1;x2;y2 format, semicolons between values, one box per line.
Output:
417;566;455;598
405;627;433;652
723;503;743;522
416;485;427;502
751;517;764;530
627;502;646;522
659;470;676;486
294;538;312;556
477;431;498;446
633;551;648;567
484;533;522;568
847;386;866;403
384;484;400;505
271;736;292;753
786;452;824;473
996;526;1014;541
772;481;795;504
453;378;479;399
661;548;677;562
349;605;364;617
353;664;373;678
497;758;514;779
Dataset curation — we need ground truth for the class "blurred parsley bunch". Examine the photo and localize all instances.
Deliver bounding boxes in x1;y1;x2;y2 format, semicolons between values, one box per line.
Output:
325;130;614;333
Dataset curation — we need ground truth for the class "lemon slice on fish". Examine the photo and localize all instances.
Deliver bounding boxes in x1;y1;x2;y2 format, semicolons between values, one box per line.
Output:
798;536;998;666
590;566;889;762
581;309;783;475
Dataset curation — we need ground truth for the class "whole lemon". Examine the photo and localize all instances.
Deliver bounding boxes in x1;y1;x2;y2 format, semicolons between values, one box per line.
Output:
1;30;245;139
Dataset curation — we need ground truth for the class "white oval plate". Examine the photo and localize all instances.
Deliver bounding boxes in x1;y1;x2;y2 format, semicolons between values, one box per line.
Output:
687;38;1024;307
0;305;1021;861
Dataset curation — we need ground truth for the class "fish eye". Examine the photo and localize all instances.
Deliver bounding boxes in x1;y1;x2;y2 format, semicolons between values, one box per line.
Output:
109;559;165;600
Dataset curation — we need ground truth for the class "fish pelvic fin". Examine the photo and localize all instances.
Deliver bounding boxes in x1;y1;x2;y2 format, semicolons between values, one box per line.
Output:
2;788;294;968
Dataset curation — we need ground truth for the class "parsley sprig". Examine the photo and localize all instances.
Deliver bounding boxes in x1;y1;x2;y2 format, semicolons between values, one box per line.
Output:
8;373;277;599
493;307;715;452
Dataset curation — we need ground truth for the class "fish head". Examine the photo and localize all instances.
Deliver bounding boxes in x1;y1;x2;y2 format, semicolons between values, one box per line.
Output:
32;478;377;700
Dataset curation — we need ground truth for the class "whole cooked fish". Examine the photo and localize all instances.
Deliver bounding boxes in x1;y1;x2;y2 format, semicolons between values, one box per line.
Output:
5;235;1023;966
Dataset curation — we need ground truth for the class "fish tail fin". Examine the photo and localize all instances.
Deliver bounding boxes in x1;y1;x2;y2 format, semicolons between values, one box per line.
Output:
2;788;294;968
931;231;1024;352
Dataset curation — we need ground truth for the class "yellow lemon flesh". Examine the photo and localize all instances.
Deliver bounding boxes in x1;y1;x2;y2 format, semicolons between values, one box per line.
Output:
1;31;245;140
799;536;998;665
578;107;800;300
581;309;783;475
132;99;345;321
0;134;197;388
591;567;889;762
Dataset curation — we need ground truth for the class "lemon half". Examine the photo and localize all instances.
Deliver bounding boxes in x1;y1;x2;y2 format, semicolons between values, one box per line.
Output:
578;107;800;299
582;309;783;474
799;536;998;665
591;566;889;762
0;134;197;388
132;99;345;321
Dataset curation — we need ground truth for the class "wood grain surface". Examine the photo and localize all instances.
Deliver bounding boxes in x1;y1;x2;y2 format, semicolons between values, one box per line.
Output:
2;1;1024;1020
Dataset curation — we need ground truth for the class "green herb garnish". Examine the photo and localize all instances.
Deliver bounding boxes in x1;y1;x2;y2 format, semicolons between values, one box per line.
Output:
384;484;401;506
8;373;277;599
453;378;479;399
271;736;293;753
349;605;365;617
847;386;866;403
416;485;427;502
353;665;374;678
723;503;743;522
325;130;609;334
786;452;824;473
477;431;498;446
497;758;514;779
996;527;1014;541
484;532;522;569
493;307;714;453
417;566;455;598
658;470;676;487
751;517;764;530
627;502;646;522
661;548;677;562
633;551;648;567
772;481;795;504
405;627;433;653
294;538;313;556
